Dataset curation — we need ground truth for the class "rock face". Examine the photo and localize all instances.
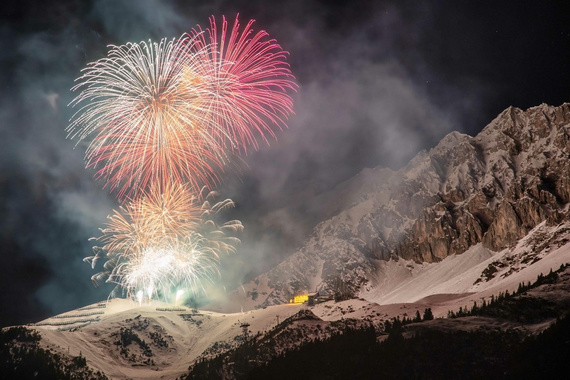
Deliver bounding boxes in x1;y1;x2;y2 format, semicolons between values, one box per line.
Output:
235;103;570;307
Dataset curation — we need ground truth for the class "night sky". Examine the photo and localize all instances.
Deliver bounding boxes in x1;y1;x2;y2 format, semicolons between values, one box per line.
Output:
1;0;569;327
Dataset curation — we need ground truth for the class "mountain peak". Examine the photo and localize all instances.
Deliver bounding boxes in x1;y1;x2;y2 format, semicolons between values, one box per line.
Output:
430;130;472;153
222;103;570;310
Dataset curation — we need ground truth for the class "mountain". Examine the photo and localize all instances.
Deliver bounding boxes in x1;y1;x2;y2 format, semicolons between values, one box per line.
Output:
5;261;568;379
185;264;570;379
4;103;570;379
215;103;570;311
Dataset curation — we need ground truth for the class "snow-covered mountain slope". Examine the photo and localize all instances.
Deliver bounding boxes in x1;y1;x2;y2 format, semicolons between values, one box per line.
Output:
15;219;570;379
21;293;462;378
22;257;570;379
219;103;570;310
31;299;305;379
363;221;570;305
23;293;417;379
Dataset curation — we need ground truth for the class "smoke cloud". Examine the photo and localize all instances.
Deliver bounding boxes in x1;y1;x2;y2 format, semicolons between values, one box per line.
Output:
2;0;568;325
0;0;469;325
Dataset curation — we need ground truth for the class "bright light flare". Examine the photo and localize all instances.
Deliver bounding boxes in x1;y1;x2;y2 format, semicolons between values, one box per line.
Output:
74;14;295;302
136;290;144;306
93;183;201;262
175;289;185;305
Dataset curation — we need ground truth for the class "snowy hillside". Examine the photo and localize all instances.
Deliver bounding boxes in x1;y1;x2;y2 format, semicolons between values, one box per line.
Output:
17;247;570;379
30;300;305;379
7;216;570;379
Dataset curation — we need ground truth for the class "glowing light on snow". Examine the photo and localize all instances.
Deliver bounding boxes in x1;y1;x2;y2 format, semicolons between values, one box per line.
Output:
175;289;185;305
137;290;144;306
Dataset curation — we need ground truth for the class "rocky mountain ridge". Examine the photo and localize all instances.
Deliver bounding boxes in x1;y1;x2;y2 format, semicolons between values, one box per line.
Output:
224;103;570;308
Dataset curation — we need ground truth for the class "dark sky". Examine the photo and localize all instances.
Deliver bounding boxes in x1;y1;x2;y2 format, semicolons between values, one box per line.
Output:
1;0;569;327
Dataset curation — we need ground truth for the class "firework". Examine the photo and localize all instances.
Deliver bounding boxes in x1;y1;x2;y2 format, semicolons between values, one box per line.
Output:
112;234;223;299
72;15;295;300
68;34;229;199
85;185;243;299
69;15;296;199
188;15;297;152
91;183;200;262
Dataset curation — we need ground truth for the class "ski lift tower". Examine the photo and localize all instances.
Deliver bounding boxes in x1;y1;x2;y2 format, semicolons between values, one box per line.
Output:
240;322;251;340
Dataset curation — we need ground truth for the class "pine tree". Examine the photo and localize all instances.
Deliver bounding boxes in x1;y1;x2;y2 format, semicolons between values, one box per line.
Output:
471;301;478;314
414;310;422;323
423;308;434;321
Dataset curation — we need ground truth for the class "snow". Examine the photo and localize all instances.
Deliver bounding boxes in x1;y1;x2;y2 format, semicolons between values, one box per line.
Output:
311;298;431;324
28;224;570;378
361;223;570;308
470;234;570;300
34;299;304;379
361;244;496;304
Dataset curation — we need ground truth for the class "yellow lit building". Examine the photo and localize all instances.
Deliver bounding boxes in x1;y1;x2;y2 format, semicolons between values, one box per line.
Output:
289;294;309;304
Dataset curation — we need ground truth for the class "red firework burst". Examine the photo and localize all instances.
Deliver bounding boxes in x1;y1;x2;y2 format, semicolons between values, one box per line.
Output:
188;14;297;153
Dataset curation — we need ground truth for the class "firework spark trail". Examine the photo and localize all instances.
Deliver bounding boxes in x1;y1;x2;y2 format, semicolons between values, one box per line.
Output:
68;15;296;199
90;183;200;262
112;235;223;299
85;185;243;299
68;34;229;199
187;15;297;153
